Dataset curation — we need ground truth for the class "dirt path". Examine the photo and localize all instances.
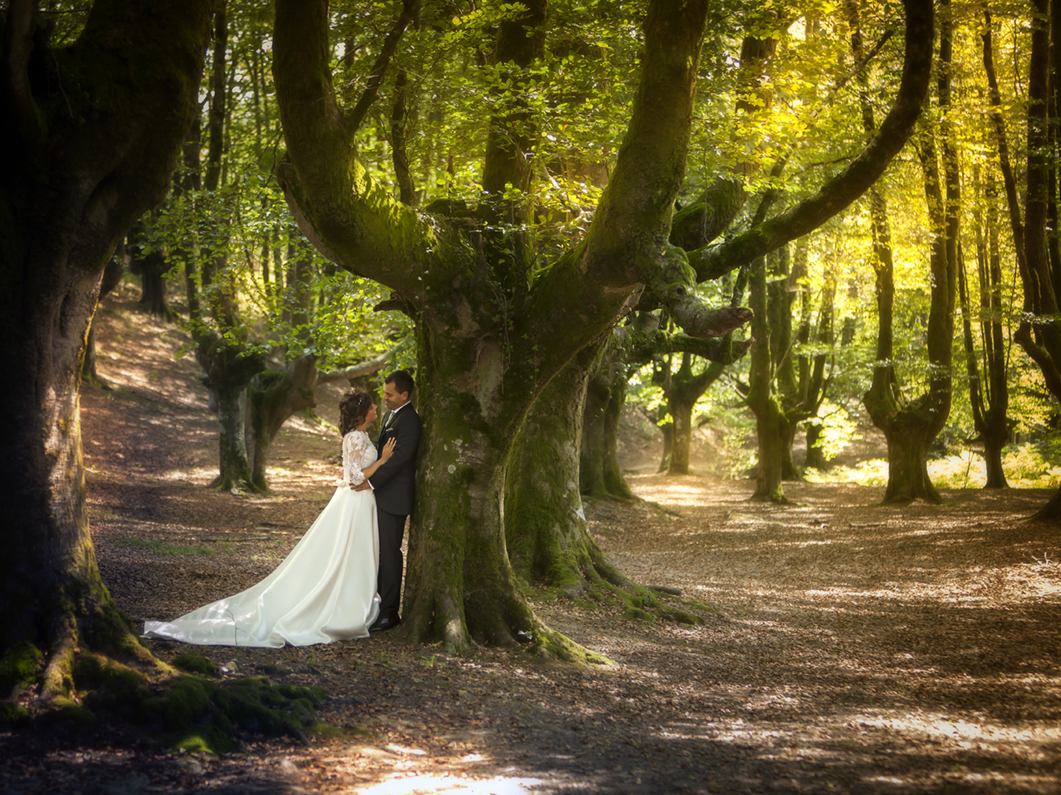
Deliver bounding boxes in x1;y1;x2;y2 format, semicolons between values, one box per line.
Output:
2;289;1060;794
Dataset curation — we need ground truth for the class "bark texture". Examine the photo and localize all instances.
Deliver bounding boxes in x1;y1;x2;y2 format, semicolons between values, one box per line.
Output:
273;0;717;654
0;0;213;699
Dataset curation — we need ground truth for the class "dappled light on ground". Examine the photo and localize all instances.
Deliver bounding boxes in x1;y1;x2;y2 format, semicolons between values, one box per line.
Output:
4;290;1056;793
573;473;1061;792
336;772;542;794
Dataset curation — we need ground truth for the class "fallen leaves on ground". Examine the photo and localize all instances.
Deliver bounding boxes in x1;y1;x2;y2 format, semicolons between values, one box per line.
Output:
2;289;1059;794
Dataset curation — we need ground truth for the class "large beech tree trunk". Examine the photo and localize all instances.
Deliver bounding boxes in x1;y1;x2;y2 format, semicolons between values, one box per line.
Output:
0;0;213;700
272;0;930;653
505;343;630;595
274;0;727;655
505;348;698;625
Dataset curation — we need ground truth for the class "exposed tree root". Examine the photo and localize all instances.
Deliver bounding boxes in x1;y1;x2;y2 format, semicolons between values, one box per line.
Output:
2;623;330;754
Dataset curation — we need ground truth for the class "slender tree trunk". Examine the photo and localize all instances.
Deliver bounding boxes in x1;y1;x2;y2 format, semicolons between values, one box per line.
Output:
961;167;1010;488
804;421;829;470
668;393;695;475
600;372;635;498
82;249;126;387
780;415;801;481
748;255;789;503
580;337;636;498
665;357;725;476
657;420;673;474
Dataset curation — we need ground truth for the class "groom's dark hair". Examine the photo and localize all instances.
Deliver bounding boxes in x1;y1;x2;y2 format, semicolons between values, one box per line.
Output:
386;369;415;398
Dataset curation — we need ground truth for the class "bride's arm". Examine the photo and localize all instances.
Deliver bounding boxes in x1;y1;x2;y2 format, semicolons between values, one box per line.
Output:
345;433;396;487
360;437;396;480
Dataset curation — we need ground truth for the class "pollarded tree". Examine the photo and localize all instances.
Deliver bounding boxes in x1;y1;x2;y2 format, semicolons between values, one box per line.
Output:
650;319;750;476
273;0;932;653
747;240;835;501
0;0;213;705
852;0;960;504
274;0;750;655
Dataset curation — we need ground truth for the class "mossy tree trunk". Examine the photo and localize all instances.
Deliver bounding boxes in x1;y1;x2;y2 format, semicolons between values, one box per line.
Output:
748;255;790;503
506;345;700;621
274;0;737;654
580;338;636;499
664;353;725;476
196;336;266;492
0;0;213;702
505;343;630;596
804;421;829;470
767;246;801;483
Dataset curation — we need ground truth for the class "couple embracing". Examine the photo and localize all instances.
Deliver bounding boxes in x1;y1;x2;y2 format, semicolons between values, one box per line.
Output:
143;370;420;647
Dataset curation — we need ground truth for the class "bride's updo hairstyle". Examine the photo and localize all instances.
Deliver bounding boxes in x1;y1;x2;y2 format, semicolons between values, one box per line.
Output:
339;390;374;436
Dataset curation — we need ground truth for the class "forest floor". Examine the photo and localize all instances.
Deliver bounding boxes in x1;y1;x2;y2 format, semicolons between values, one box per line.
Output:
2;285;1060;794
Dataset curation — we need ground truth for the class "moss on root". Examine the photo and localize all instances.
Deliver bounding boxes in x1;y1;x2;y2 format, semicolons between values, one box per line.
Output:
0;642;44;694
547;575;714;628
0;701;31;728
171;653;221;678
531;627;614;666
140;675;328;753
12;651;333;754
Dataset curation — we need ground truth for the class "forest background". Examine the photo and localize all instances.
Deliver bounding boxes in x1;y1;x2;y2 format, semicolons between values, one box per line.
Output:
87;0;1061;504
2;0;1061;791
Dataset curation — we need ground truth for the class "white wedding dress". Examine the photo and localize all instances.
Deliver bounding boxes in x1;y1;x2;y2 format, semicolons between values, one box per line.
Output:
143;431;381;647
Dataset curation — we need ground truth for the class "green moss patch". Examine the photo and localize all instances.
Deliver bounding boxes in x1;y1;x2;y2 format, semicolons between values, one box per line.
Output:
171;654;221;678
0;642;44;694
67;651;331;753
0;702;32;728
139;675;328;753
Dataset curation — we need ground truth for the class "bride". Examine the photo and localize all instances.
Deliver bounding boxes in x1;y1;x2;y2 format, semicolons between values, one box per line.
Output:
143;390;395;647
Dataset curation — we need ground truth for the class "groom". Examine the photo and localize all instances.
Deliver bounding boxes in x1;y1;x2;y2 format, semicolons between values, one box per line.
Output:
362;370;421;632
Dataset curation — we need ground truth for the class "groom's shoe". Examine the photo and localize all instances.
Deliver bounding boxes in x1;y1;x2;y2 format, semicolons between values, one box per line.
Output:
369;612;401;633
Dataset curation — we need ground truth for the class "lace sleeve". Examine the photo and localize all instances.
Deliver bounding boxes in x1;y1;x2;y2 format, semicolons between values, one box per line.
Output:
342;432;372;487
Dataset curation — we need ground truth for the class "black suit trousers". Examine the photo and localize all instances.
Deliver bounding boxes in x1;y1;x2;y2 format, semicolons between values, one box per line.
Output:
377;508;406;616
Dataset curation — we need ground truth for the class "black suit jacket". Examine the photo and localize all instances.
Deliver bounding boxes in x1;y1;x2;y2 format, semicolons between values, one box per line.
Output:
369;404;421;516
